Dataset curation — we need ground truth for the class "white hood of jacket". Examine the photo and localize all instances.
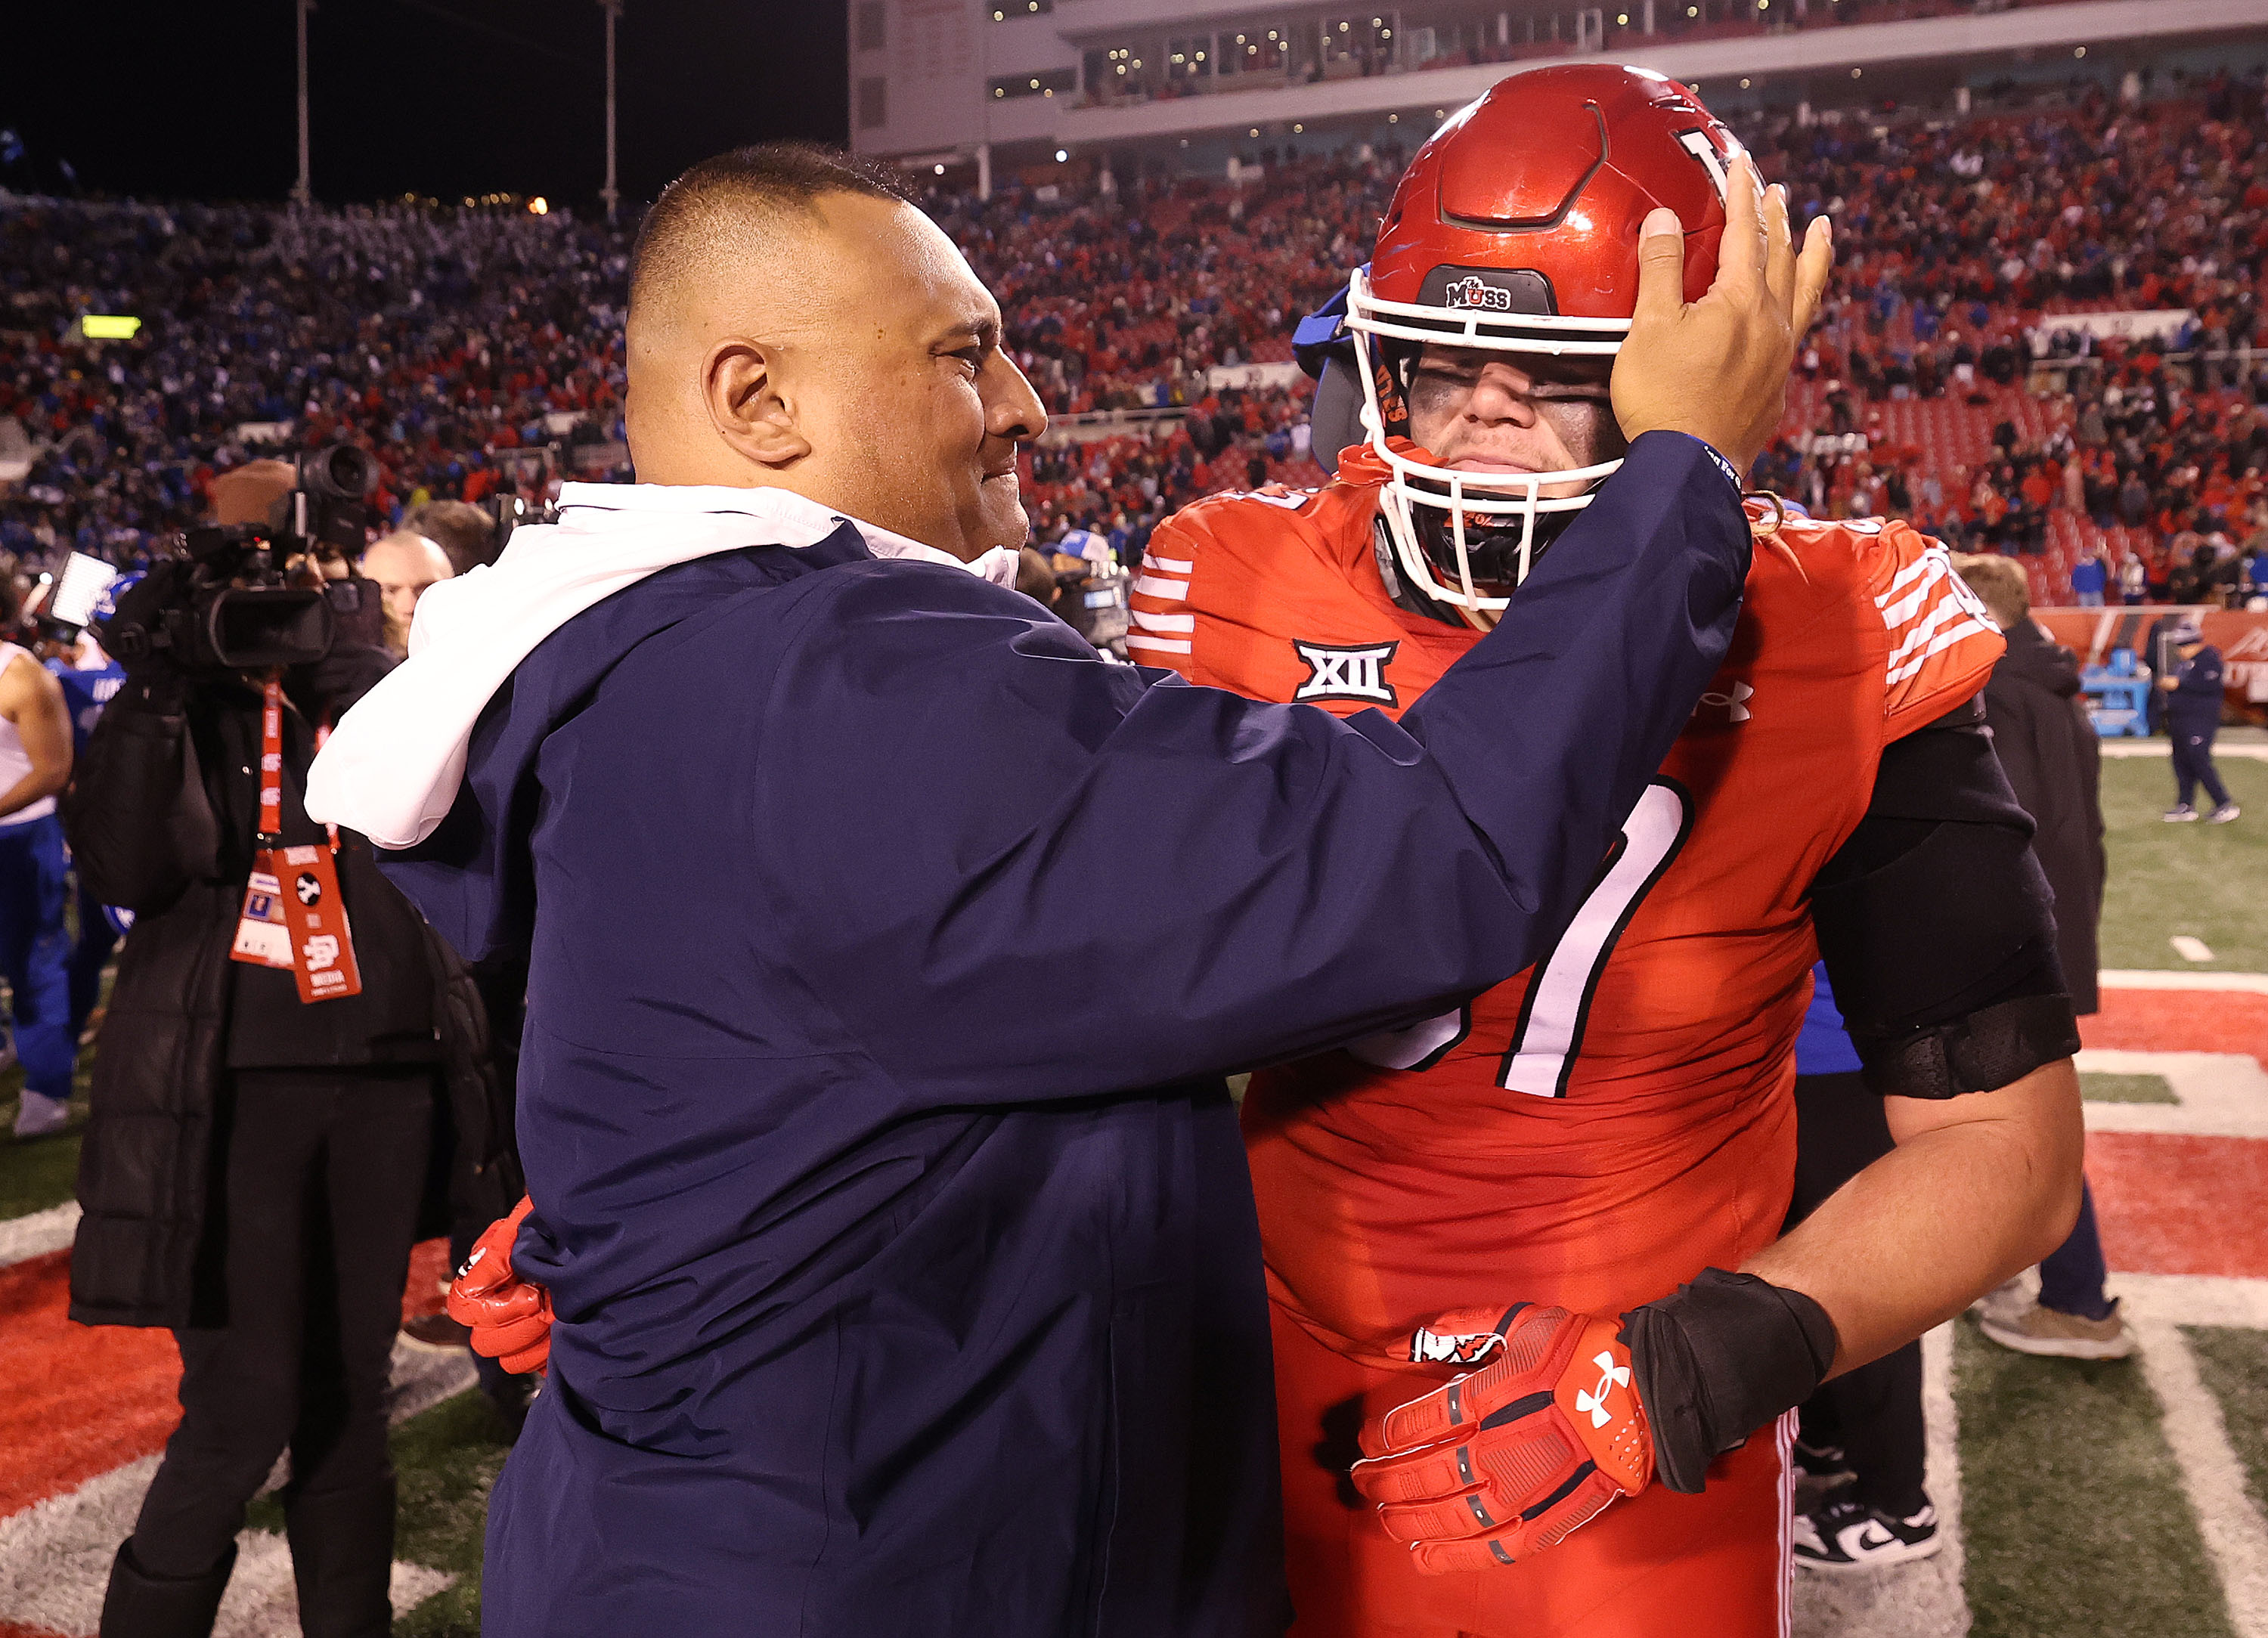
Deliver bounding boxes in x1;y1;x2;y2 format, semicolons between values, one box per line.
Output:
305;481;1020;850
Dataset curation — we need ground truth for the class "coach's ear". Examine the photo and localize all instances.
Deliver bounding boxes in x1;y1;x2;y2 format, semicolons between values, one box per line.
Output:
705;337;811;471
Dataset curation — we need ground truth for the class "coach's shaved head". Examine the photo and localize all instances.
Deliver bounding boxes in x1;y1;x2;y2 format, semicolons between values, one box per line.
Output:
625;144;1047;562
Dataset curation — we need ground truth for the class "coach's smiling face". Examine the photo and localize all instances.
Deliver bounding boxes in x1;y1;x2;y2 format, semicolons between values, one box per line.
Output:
626;187;1049;562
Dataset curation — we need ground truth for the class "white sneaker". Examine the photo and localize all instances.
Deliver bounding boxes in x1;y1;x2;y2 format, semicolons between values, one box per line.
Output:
2162;805;2199;822
12;1090;71;1139
1792;1497;1942;1572
2208;804;2242;825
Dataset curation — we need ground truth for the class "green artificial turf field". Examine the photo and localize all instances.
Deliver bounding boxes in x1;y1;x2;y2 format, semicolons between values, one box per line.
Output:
2096;754;2268;972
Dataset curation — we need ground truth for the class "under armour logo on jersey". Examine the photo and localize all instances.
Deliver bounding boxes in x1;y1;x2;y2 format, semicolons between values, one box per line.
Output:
1572;1352;1630;1429
1294;639;1400;706
1411;1324;1506;1367
1692;679;1754;723
1443;275;1513;312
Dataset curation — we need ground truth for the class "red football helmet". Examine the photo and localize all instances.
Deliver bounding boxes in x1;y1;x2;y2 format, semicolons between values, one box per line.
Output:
1343;65;1740;609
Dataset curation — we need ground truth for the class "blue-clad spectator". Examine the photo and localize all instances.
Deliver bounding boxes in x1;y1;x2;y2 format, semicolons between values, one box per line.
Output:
2068;551;2106;607
2160;618;2239;823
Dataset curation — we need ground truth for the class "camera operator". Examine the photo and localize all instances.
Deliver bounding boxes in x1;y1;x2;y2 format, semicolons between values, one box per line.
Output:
62;451;517;1638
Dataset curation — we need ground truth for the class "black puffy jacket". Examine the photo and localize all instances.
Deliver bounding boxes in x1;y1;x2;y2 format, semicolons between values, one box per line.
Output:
60;657;520;1329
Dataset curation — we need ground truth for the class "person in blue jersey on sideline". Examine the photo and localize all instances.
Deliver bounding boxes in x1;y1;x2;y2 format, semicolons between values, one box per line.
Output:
308;142;1823;1637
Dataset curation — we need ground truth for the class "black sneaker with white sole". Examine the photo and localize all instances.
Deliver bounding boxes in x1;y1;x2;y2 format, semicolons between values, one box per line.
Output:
1791;1495;1941;1571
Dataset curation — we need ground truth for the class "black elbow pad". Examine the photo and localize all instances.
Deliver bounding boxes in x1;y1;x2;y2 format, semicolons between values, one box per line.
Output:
1812;818;2078;1099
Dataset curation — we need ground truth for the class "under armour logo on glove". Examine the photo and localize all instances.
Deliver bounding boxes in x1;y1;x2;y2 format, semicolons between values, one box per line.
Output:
1573;1351;1631;1429
1352;1303;1653;1574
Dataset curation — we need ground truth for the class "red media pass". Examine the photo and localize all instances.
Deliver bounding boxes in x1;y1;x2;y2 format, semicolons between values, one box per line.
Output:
237;845;363;1002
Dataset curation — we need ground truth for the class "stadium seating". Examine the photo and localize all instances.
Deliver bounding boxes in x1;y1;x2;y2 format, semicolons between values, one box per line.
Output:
2;67;2263;607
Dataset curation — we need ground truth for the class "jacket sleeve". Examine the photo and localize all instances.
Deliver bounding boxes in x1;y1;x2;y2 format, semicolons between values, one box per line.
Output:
60;682;222;915
764;432;1750;1103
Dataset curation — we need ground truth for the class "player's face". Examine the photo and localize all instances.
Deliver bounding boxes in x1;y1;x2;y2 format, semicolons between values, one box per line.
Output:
1404;347;1625;501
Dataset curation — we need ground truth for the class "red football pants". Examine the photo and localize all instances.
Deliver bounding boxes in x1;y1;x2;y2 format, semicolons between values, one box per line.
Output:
1272;1302;1793;1638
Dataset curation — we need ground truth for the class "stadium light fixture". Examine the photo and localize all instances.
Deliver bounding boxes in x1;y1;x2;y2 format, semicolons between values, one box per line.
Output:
1055;148;1069;162
1388;113;1399;123
1740;77;1751;88
935;163;947;175
81;315;141;341
529;197;550;215
2074;45;2086;56
1293;122;1303;133
1617;12;1628;22
1250;127;1260;137
1851;67;1862;77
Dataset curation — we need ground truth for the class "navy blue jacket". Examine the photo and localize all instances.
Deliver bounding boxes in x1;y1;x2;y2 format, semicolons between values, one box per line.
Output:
2167;643;2225;726
383;432;1748;1636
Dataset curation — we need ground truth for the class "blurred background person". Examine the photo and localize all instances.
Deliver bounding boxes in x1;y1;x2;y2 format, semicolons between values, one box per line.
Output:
359;531;455;660
0;569;76;1138
2157;618;2239;824
1954;553;2134;1359
401;500;502;577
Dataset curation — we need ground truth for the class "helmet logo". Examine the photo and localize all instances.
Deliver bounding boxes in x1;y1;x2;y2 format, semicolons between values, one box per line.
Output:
1676;129;1731;205
1442;275;1514;312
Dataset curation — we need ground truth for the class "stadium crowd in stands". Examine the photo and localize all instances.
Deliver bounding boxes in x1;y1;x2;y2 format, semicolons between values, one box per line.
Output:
4;64;2267;606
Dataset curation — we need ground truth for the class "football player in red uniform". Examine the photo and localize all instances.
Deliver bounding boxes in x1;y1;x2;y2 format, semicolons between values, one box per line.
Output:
1130;67;2084;1637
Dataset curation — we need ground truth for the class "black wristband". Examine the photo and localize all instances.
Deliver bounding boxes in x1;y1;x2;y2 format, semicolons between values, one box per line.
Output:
1619;1268;1839;1494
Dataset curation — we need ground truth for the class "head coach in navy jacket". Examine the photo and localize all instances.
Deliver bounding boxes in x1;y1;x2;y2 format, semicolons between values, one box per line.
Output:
307;144;1829;1636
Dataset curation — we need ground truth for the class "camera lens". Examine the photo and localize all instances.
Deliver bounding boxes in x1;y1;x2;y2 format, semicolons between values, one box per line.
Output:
300;443;380;501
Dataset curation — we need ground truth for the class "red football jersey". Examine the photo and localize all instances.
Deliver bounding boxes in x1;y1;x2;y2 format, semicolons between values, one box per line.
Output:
1132;445;2005;1359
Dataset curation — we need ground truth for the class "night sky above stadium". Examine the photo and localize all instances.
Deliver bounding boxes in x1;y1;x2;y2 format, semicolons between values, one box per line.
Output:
2;0;847;210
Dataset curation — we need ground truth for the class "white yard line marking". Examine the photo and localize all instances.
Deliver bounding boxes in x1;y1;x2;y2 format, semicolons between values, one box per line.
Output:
2079;1050;2268;1138
2099;742;2268;761
2100;971;2268;995
2130;1318;2268;1638
0;1200;79;1269
2174;936;2221;964
2116;1274;2268;1331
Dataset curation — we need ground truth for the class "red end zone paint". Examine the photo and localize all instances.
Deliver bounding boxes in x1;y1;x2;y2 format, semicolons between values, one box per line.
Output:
0;1252;180;1519
2083;989;2268;1065
2089;1133;2268;1280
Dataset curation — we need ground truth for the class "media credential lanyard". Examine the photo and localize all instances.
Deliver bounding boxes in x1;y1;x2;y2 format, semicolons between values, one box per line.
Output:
228;671;364;1002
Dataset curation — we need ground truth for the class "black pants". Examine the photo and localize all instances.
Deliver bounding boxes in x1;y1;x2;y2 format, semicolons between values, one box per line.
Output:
1786;1070;1928;1518
2170;720;2231;811
124;1066;433;1635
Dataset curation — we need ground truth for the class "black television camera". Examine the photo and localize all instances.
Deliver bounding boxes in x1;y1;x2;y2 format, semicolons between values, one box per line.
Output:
98;444;381;673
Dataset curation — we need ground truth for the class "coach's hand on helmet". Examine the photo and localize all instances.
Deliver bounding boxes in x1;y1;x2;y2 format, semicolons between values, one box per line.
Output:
447;1195;553;1376
1610;151;1833;478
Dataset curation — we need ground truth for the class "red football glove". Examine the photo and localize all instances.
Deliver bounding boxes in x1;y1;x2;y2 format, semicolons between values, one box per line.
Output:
1349;1302;1653;1574
445;1196;553;1376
